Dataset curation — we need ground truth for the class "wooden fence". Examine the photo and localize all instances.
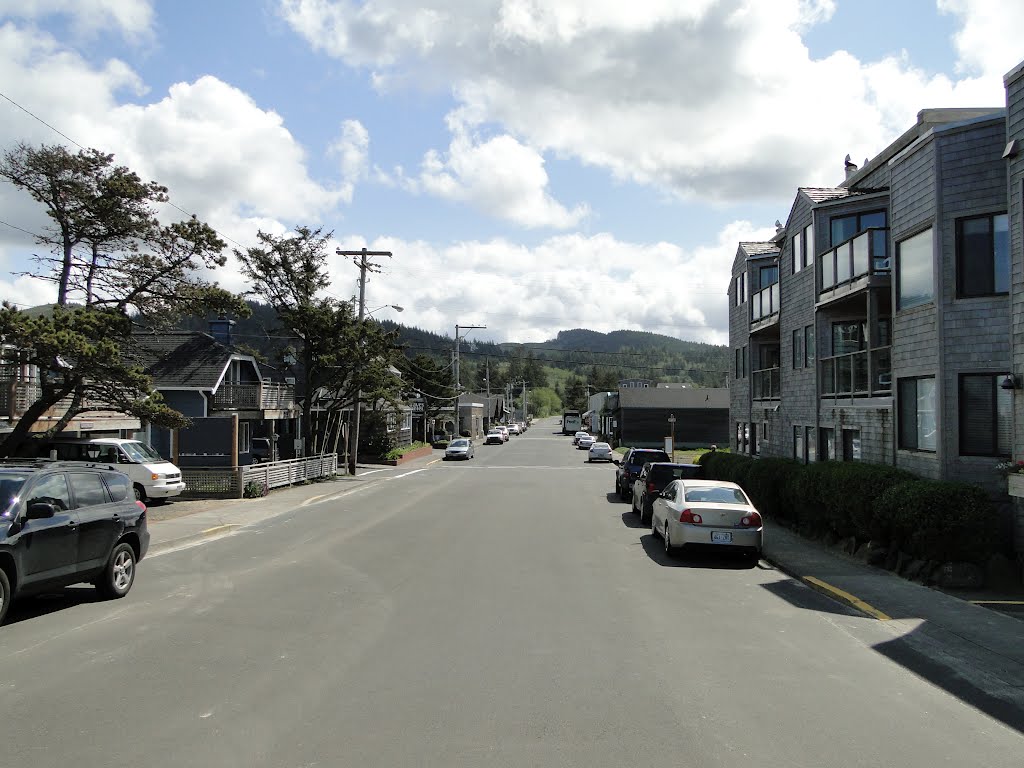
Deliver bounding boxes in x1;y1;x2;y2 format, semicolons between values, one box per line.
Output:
180;454;339;499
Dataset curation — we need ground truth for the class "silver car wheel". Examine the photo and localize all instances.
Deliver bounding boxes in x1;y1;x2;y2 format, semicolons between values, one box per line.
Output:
113;549;134;591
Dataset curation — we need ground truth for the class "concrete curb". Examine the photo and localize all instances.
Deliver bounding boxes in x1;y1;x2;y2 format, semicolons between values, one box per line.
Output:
762;549;892;621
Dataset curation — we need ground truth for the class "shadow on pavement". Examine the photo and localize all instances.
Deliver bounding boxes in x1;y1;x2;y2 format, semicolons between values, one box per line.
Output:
759;579;864;618
605;492;626;505
872;627;1024;735
639;533;757;570
4;586;101;625
620;511;646;529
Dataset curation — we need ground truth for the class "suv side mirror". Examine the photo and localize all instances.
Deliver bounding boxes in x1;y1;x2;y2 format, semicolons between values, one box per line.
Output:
27;501;58;520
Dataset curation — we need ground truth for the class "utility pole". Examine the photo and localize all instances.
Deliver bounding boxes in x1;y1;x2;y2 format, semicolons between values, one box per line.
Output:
454;323;485;435
336;247;392;475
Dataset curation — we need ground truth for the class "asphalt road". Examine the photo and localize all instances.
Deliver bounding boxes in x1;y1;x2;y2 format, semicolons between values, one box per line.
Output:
1;418;1021;766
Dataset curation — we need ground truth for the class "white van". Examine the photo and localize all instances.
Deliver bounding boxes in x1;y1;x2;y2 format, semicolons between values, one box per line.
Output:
45;438;186;502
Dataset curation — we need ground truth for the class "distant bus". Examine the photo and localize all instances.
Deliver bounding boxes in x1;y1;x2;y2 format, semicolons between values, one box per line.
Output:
562;410;582;435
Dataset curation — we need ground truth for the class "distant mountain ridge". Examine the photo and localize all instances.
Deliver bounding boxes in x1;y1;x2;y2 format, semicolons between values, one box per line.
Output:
540;328;722;356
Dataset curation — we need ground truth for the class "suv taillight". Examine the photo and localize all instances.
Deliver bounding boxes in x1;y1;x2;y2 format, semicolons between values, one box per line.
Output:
647;482;656;494
679;509;702;524
135;500;147;513
741;511;763;528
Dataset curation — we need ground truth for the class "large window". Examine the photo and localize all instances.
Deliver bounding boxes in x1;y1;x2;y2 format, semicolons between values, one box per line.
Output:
793;426;805;463
793;232;803;274
792;329;803;369
831;210;886;246
896;228;933;310
820;428;836;460
959;374;1012;456
957;213;1009;297
804;325;815;366
832;321;863;356
804;223;814;264
898;377;937;451
759;264;779;289
842;430;861;461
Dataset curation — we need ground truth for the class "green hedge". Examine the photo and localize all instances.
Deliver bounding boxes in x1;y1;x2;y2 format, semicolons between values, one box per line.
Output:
697;452;1000;563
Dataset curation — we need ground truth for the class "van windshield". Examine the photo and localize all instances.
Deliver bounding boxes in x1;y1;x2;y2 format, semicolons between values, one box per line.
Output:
121;441;164;463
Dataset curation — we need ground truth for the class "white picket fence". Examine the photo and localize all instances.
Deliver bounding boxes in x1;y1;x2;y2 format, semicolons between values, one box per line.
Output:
180;454;339;499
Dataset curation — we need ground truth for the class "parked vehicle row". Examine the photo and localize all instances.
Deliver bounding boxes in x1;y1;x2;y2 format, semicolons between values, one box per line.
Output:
460;422;529;454
610;448;762;561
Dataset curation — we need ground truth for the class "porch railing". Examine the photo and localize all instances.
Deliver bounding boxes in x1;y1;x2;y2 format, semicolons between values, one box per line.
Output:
819;228;889;294
211;382;296;410
751;367;781;400
751;282;780;322
820;346;892;397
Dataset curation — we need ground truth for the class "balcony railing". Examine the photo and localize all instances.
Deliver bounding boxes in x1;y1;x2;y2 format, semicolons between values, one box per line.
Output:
750;282;780;322
751;367;781;400
819;228;889;294
820;346;892;397
212;381;296;410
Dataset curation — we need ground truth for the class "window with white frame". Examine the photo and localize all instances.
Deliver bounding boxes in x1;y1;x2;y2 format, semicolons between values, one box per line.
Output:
896;228;933;310
792;232;802;273
959;373;1012;456
898;376;937;451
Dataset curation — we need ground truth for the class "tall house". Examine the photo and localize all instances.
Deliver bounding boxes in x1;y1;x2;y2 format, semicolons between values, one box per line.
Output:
1005;60;1024;551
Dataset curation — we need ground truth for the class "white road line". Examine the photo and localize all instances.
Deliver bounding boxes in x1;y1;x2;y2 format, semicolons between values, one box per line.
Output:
393;468;427;479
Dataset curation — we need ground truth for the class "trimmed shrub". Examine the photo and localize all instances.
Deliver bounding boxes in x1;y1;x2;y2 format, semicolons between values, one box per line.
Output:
874;480;1000;563
814;462;915;540
697;452;754;484
743;458;803;522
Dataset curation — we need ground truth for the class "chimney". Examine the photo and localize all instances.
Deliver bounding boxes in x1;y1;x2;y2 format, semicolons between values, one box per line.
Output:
844;153;858;179
209;315;235;347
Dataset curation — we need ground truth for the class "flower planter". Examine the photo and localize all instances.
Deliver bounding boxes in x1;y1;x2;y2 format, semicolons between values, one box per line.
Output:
1008;473;1024;498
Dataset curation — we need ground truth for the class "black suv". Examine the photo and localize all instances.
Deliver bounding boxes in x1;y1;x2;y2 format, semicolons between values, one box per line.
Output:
0;460;150;625
614;448;671;500
630;462;704;524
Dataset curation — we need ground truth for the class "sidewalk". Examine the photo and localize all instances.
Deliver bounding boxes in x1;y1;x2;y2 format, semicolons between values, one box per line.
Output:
763;522;1024;731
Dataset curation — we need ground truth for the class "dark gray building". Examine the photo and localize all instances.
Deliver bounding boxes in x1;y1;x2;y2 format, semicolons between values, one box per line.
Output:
610;387;729;449
730;94;1023;552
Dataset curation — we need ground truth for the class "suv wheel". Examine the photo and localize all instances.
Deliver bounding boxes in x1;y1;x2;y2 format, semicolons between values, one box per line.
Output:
97;542;136;599
133;484;146;502
0;567;10;625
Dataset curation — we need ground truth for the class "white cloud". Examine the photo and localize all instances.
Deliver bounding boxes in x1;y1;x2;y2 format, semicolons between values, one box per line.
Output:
0;0;155;38
406;116;589;229
327;119;370;203
324;221;775;346
938;0;1024;79
280;0;1019;203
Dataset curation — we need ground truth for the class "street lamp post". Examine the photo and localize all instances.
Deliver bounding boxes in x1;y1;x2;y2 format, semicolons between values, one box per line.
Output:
668;413;677;461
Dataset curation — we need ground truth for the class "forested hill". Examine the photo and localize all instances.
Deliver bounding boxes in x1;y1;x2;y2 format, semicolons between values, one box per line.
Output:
173;304;729;388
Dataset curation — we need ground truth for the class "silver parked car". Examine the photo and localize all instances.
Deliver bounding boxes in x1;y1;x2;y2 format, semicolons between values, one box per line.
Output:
444;438;475;460
650;479;762;560
576;434;596;450
587;441;614;462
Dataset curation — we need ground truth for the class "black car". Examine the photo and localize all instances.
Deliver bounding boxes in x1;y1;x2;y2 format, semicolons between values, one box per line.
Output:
630;462;704;524
0;460;150;625
614;448;671;500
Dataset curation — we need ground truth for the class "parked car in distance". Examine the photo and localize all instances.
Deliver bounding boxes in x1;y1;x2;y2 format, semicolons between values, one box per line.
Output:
650;479;762;561
631;462;703;524
0;460;150;625
576;434;596;450
484;431;505;445
444;438;475;460
572;430;589;445
588;442;614;462
507;423;521;435
495;426;510;442
614;448;671;500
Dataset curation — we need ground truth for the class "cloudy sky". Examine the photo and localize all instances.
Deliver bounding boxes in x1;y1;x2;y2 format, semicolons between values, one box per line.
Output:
0;0;1021;345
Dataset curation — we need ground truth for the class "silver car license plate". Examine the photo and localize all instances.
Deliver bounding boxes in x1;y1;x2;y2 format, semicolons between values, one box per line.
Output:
711;531;733;544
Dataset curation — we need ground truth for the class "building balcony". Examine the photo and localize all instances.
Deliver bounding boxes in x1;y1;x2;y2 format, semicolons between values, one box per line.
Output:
818;228;889;303
750;283;780;332
211;382;296;411
0;380;41;418
820;346;892;398
751;367;781;400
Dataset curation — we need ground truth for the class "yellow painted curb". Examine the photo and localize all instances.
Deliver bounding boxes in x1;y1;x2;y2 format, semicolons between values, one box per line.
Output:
803;576;892;621
969;600;1024;606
